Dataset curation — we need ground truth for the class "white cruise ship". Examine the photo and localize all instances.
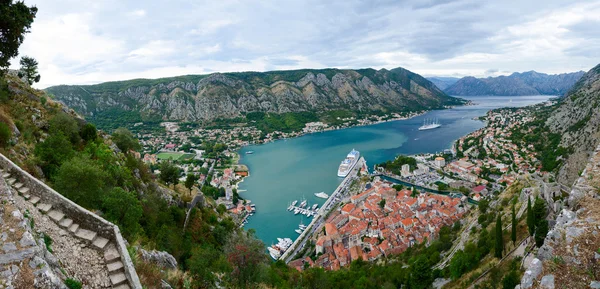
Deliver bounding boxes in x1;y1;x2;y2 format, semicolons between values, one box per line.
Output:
337;149;360;177
418;118;441;131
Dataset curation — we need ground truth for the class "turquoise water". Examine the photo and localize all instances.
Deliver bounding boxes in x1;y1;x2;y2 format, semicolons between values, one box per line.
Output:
238;95;551;246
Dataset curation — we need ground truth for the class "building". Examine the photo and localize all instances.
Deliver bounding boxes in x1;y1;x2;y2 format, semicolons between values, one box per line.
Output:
434;157;445;168
401;164;410;174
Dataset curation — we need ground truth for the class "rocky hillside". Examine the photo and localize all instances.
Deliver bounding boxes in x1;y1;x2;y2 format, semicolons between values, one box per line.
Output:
444;71;585;96
426;76;459;90
545;64;600;186
45;67;465;124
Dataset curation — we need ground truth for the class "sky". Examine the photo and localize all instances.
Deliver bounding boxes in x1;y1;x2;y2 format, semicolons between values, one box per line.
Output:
9;0;600;88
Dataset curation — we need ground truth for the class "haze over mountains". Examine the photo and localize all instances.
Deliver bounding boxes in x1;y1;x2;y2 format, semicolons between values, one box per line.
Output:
432;71;585;96
45;67;464;125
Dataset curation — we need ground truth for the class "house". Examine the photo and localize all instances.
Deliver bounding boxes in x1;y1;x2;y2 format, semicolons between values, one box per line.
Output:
165;143;177;150
472;185;489;196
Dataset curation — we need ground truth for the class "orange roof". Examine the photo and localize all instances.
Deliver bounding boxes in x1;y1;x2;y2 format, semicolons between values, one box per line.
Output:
341;203;356;214
349;246;362;261
325;223;339;236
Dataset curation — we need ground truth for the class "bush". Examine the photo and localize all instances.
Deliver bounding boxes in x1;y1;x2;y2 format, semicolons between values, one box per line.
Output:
0;122;10;147
64;278;82;289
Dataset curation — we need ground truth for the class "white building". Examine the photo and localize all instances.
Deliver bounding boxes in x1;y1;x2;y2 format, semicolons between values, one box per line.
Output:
434;157;446;168
401;164;411;174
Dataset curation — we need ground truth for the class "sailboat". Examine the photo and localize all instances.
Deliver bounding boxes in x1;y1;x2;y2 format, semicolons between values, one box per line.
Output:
418;118;441;131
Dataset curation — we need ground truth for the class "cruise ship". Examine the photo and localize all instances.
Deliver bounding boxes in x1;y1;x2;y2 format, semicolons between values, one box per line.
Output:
314;192;329;199
418;118;441;131
337;149;360;177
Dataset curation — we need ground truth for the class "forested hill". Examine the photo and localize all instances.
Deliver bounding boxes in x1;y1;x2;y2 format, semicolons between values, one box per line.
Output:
45;67;465;127
444;70;585;96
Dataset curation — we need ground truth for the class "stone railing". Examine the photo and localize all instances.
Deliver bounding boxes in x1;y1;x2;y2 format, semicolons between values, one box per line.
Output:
0;153;142;289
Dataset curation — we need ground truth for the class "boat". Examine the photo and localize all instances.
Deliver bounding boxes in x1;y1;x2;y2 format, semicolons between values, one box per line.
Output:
291;200;298;206
299;224;307;230
418;118;441;131
268;247;281;260
337;149;360;177
295;229;303;234
299;200;307;208
311;204;318;210
294;208;300;215
314;192;329;199
246;151;254;154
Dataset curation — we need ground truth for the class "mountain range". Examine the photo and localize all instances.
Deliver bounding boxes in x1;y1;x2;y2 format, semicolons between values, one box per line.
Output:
45;67;465;126
436;71;585;96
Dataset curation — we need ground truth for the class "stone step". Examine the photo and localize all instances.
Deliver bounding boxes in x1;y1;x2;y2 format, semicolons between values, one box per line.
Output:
13;182;23;189
1;173;9;178
114;284;131;289
23;194;31;200
109;272;127;286
107;261;124;273
37;203;52;213
18;187;29;194
59;218;73;228
48;210;65;222
68;223;79;233
92;236;109;250
6;178;16;185
74;228;97;242
29;196;40;205
104;247;120;263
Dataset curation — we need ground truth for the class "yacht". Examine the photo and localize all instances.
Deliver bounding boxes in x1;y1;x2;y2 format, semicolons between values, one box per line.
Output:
291;200;298;207
268;247;281;260
314;192;329;199
299;199;307;208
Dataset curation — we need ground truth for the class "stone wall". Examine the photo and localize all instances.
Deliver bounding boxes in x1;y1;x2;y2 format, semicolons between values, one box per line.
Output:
0;153;142;289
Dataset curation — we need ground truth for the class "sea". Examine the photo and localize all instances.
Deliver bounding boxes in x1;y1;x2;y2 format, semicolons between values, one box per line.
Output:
237;95;552;247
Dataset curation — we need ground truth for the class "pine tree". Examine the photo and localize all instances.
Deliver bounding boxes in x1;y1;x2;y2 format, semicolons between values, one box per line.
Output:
0;1;38;73
511;205;517;245
526;197;535;236
17;56;40;85
533;197;549;247
495;215;504;258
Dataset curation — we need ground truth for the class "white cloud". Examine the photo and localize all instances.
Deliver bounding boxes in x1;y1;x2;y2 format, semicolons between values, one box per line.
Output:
9;0;600;88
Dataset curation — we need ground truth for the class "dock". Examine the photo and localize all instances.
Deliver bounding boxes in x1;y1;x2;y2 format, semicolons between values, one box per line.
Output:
280;157;365;263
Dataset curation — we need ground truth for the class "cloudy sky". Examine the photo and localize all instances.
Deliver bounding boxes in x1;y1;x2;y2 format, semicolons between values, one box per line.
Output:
10;0;600;88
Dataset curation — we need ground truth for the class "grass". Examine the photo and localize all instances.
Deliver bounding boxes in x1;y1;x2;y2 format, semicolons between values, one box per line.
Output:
43;233;53;253
156;152;195;161
65;278;82;289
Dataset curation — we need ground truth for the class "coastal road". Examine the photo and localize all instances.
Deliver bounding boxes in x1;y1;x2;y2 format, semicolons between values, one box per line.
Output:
281;158;364;263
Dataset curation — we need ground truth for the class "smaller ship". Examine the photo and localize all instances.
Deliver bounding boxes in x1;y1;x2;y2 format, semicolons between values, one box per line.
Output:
299;199;307;208
246;151;254;154
294;208;300;215
418;118;441;131
295;229;303;234
291;200;298;206
268;246;281;260
311;204;318;210
314;192;329;199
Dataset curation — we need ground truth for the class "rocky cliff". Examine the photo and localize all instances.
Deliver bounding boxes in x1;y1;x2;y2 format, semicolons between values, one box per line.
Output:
45;67;464;123
444;71;585;96
546;64;600;186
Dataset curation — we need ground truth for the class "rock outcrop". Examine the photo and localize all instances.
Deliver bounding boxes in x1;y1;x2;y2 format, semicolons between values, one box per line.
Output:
546;64;600;186
444;71;584;96
45;68;465;124
520;143;600;288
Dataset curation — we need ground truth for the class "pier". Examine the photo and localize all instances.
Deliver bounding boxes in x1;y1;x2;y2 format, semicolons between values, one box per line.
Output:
280;157;365;263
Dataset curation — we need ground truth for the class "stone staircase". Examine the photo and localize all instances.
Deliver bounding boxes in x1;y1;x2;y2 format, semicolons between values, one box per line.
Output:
1;170;131;289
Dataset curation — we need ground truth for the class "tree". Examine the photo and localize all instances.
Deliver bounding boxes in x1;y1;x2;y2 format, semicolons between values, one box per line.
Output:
526;197;535;236
224;231;268;288
495;215;503;259
502;269;520;289
0;1;37;73
185;174;197;192
34;133;74;177
112;127;140;153
0;122;10;147
533;197;549;247
409;255;432;289
379;199;386;209
53;156;107;209
17;56;40;85
49;112;80;145
511;205;517;245
102;188;142;239
478;198;490;214
80;123;97;143
159;161;180;186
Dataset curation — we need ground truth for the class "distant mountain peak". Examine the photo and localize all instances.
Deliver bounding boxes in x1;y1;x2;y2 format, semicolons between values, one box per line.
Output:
444;70;585;96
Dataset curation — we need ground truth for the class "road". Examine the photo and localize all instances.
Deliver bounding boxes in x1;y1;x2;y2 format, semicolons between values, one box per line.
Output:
281;158;364;263
433;213;479;269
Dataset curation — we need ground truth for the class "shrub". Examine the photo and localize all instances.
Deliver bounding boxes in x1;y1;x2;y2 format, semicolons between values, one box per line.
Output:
0;122;10;147
64;278;82;289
